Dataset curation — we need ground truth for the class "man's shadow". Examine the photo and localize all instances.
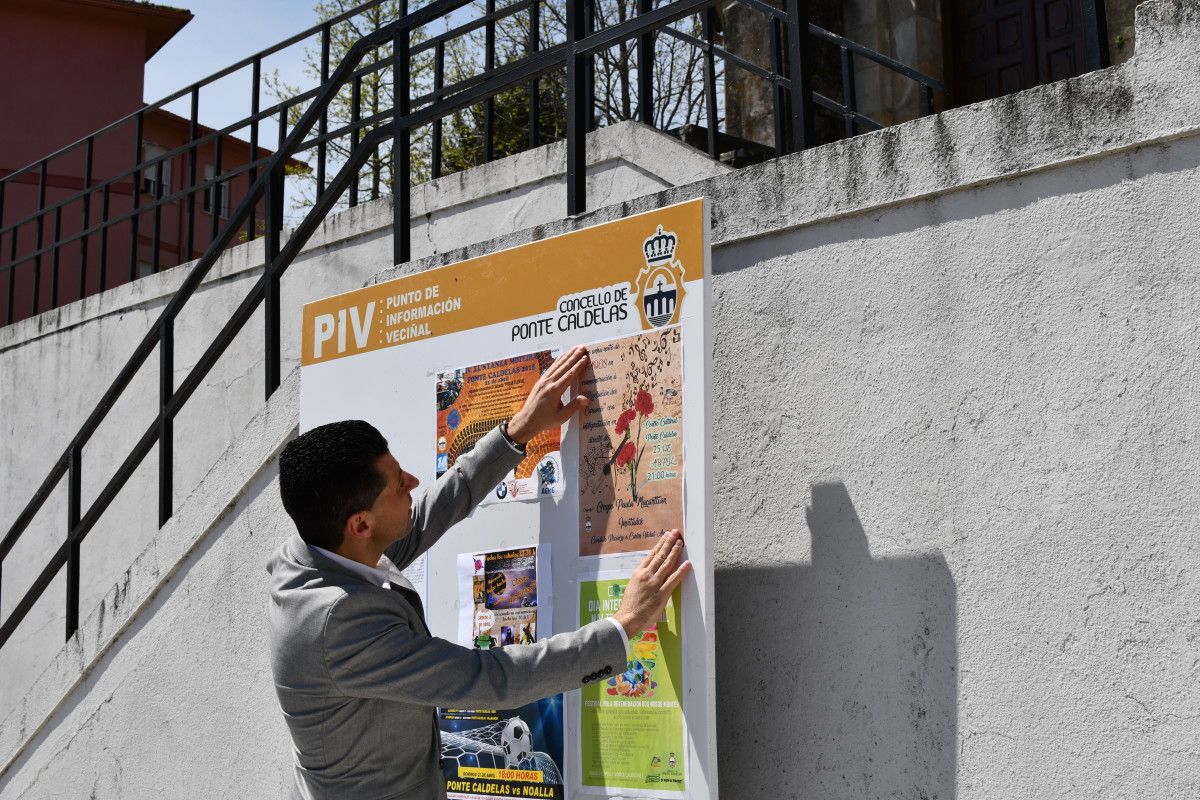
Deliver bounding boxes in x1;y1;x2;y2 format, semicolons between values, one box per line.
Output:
716;483;957;799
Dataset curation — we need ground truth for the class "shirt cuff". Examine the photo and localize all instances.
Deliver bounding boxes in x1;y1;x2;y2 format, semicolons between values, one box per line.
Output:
603;616;630;656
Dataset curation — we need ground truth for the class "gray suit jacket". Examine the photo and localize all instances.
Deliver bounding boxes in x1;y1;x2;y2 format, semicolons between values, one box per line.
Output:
267;426;627;800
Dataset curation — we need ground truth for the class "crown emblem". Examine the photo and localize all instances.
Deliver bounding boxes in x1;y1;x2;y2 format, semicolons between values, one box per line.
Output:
631;222;685;330
643;225;677;266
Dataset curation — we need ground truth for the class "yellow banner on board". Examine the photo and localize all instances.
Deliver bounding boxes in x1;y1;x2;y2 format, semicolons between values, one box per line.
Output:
300;198;705;365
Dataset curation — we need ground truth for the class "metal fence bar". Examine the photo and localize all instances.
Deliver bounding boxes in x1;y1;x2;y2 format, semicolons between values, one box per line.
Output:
770;17;787;155
186;86;200;260
920;82;934;116
158;317;174;528
394;9;411;266
66;443;81;640
528;0;540;148
99;185;110;290
129;111;144;283
637;0;654;126
702;6;719;158
784;0;813;153
318;22;332;197
265;112;287;398
50;207;62;308
210;133;224;242
6;225;15;325
583;0;595;132
485;0;496;162
33;160;46;315
433;41;445;178
248;57;261;242
80;136;93;297
351;75;362;207
841;46;858;137
566;0;587;215
152;160;164;274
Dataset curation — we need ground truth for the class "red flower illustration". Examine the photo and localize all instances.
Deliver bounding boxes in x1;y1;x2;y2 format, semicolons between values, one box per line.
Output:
616;441;636;468
635;389;654;417
614;408;636;435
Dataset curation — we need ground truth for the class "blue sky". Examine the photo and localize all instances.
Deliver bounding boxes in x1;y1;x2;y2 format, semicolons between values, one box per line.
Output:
144;1;321;128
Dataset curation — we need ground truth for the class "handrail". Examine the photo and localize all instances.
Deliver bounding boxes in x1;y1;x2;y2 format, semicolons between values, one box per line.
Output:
0;0;946;651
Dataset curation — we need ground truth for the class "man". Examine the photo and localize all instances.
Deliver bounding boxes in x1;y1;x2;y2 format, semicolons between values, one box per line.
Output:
267;346;690;799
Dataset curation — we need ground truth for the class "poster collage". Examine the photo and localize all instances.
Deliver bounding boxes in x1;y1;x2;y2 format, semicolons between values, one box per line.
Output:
436;326;687;799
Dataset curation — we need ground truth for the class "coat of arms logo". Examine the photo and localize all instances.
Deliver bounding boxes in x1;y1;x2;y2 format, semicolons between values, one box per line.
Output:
632;224;686;329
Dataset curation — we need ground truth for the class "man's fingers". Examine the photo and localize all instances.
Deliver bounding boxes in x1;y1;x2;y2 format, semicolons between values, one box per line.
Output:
547;351;589;394
544;346;587;383
661;560;692;595
645;529;680;573
653;538;684;581
553;394;590;424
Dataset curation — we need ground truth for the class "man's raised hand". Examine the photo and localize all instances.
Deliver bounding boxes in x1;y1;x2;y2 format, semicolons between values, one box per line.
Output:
612;529;691;637
506;346;591;445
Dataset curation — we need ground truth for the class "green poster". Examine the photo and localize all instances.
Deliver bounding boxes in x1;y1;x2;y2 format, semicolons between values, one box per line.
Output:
578;576;685;792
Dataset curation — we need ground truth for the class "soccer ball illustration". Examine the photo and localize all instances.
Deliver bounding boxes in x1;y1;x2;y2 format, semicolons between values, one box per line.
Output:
500;717;533;767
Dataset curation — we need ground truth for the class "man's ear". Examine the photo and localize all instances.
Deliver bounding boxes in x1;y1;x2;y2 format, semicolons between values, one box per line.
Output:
344;511;374;542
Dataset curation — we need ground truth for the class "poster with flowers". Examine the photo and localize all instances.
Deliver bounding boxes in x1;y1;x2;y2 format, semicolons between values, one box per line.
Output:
578;327;683;556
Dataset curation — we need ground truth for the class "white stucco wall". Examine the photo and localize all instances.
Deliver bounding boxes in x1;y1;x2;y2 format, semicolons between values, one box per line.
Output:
2;1;1199;797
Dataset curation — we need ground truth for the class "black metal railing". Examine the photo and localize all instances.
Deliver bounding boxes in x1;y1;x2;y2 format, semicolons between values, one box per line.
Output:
0;0;941;651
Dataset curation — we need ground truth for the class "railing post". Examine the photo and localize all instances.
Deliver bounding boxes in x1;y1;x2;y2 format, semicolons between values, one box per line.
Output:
318;22;331;198
130;111;143;282
350;75;361;208
187;86;200;260
784;0;813;153
769;17;787;156
264;162;285;398
51;206;62;308
6;224;15;325
566;0;587;215
33;159;46;315
840;46;858;137
528;0;541;148
637;0;654;126
248;57;261;242
433;41;445;179
99;185;110;290
66;443;81;640
393;9;411;266
80;136;93;298
701;6;719;158
484;0;496;162
210;133;224;243
0;182;5;325
920;83;934;116
583;0;595;132
152;160;164;273
158;318;173;527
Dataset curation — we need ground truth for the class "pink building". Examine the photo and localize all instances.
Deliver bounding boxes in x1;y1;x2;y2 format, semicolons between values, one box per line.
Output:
0;0;277;325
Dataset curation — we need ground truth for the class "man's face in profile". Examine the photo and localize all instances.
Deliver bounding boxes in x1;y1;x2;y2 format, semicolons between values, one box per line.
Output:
365;452;420;548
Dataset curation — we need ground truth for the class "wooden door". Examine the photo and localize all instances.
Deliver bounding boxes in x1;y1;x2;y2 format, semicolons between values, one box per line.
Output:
946;0;1104;107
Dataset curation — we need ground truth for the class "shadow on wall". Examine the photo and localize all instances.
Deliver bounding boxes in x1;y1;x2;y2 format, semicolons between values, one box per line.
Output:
716;483;957;799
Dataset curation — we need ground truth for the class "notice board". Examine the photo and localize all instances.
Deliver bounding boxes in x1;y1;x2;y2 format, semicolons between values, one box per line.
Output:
299;198;714;799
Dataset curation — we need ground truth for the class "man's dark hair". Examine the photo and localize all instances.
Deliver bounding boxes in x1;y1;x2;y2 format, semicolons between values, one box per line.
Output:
279;420;390;550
